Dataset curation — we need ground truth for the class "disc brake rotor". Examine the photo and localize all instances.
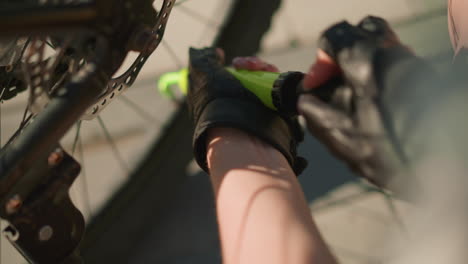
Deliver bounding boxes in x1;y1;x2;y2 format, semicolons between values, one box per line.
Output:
0;0;174;119
81;0;175;120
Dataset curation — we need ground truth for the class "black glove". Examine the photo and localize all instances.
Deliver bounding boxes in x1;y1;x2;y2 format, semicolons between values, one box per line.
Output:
297;16;440;192
187;47;307;175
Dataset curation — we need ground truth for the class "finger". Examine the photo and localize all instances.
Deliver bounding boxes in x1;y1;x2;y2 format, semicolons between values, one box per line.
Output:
298;94;352;131
189;47;224;70
298;94;365;159
318;21;364;60
357;16;400;48
232;57;279;72
302;49;341;90
216;48;226;64
232;57;256;70
262;63;280;73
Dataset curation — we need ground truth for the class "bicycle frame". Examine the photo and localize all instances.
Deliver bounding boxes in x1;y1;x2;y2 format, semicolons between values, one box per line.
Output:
0;4;98;35
0;1;173;263
0;0;157;35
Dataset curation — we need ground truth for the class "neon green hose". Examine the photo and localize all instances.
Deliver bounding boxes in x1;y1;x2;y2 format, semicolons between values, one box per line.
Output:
225;67;279;110
157;67;279;111
157;68;189;99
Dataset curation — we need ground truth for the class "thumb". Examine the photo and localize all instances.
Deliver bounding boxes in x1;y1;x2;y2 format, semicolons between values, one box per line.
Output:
298;94;366;160
189;47;225;71
302;49;341;91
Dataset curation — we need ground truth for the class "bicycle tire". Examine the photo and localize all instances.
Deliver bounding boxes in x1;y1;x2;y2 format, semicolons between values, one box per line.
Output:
79;0;281;263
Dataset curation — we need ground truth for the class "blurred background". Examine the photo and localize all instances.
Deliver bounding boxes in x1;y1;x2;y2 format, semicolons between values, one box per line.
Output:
0;0;452;263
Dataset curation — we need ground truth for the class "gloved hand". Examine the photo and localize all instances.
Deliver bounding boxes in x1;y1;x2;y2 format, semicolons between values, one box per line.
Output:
187;47;307;175
298;16;440;192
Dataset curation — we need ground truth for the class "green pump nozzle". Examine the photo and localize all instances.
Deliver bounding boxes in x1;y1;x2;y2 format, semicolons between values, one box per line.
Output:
158;67;311;116
225;68;281;111
158;67;281;109
157;68;189;100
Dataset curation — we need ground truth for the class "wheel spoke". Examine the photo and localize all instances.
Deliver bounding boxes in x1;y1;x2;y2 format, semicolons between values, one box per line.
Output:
71;121;82;155
381;191;409;238
119;95;163;124
281;12;301;48
3;38;32;146
45;40;55;49
0;41;17;64
71;121;92;218
19;108;30;127
0;222;2;264
174;0;190;6
97;115;129;173
176;4;219;30
4;38;30;90
310;189;373;212
77;131;92;218
0;86;5;100
161;40;183;69
195;1;226;45
357;181;409;237
0;88;4;147
4;112;33;148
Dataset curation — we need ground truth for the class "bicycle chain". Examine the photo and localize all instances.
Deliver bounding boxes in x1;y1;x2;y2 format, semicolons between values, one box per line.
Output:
81;0;175;120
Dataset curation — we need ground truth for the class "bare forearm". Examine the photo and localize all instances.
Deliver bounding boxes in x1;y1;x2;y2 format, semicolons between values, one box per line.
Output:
206;127;337;264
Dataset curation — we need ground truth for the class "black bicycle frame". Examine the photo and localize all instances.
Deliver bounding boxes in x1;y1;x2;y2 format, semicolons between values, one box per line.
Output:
0;0;158;263
0;3;99;35
0;42;113;264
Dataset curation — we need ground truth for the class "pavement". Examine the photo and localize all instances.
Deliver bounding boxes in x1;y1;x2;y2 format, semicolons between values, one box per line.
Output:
0;0;451;263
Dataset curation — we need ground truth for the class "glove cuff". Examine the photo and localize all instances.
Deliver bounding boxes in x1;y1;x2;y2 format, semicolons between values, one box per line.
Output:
193;98;306;175
272;71;304;116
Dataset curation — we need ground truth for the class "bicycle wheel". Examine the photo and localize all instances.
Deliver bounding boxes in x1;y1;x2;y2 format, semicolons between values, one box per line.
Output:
0;0;281;263
80;0;282;262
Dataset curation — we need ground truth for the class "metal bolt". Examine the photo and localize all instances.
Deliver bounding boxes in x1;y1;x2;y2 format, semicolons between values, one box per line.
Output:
128;27;157;53
147;39;158;53
38;225;54;242
5;195;22;215
48;148;64;167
